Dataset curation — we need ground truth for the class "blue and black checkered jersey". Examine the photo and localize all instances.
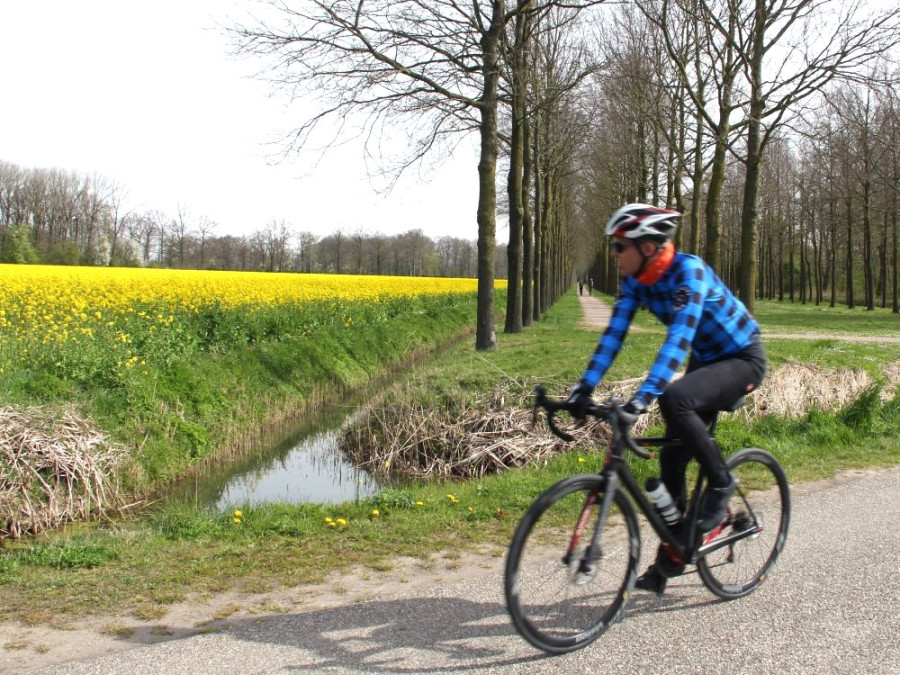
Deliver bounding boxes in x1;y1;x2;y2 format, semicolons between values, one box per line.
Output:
581;253;760;406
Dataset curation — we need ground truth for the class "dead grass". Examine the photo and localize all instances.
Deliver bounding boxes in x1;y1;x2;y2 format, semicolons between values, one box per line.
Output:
0;405;127;539
342;362;898;479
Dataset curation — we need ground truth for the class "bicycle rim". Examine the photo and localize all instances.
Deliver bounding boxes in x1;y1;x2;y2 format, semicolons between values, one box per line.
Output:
504;475;640;654
697;448;791;600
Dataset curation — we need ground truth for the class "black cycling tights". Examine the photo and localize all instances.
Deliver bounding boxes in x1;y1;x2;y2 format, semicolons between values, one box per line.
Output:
656;342;767;509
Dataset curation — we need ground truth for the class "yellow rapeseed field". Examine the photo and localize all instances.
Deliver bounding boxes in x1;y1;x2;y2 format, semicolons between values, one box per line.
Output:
0;265;503;382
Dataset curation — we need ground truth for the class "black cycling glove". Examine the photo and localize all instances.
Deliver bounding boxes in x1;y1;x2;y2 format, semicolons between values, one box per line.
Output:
566;381;594;420
617;398;647;428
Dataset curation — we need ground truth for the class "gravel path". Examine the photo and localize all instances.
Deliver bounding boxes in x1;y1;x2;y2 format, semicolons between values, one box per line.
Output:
577;294;900;343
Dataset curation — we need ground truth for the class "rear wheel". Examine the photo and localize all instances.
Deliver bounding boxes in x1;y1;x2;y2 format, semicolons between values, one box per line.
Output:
697;448;790;600
504;475;640;653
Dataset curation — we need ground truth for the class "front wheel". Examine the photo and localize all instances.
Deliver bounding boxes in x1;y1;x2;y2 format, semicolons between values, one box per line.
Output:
697;448;791;600
504;474;640;654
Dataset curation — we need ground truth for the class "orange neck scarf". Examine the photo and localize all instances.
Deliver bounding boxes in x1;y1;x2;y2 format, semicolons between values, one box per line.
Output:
636;242;675;285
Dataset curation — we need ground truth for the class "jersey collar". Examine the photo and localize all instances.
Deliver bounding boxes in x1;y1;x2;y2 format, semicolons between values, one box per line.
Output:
636;242;675;285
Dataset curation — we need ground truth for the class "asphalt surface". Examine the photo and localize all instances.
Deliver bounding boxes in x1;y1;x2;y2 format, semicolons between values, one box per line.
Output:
35;466;900;674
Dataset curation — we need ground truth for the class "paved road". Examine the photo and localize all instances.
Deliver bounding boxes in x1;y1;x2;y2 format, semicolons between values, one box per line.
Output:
36;466;900;674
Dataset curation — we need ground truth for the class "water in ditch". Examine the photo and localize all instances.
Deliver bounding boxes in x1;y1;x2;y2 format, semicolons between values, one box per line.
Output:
167;403;384;511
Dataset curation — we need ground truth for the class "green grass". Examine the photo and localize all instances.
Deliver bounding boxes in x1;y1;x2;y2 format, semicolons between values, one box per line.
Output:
1;292;489;491
0;288;898;625
599;291;900;338
753;299;900;336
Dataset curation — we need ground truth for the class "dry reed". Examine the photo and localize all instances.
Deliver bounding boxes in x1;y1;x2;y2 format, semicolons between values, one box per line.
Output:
341;363;893;479
0;406;125;539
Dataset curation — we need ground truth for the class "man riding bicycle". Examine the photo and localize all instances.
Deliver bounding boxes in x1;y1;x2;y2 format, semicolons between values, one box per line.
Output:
566;203;767;592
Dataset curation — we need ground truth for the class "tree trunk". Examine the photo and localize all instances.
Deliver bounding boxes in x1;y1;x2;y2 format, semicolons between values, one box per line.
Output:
862;176;874;310
737;0;765;312
521;108;534;328
704;134;728;269
846;195;854;309
475;3;504;351
532;108;543;323
504;8;527;335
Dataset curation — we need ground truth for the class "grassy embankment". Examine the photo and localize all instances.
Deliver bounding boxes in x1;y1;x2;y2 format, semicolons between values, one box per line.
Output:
0;269;489;493
1;290;898;627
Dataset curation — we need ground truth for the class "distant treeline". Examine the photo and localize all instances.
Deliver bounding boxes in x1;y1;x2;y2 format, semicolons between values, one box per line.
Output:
0;160;509;278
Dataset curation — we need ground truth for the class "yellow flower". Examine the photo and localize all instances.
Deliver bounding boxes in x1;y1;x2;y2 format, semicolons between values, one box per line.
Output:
447;494;459;504
234;510;243;518
415;501;425;507
233;517;241;525
371;509;380;517
578;457;586;463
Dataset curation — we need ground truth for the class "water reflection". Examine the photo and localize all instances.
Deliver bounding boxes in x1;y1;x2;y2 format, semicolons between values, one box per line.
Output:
168;404;383;511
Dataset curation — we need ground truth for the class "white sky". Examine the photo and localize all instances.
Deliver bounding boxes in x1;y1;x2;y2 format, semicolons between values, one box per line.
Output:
0;0;481;240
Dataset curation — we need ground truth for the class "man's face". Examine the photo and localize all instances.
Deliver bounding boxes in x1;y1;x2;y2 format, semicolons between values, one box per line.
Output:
611;238;643;277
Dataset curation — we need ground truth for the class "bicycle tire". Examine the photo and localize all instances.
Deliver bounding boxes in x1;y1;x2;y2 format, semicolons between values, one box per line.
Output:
504;474;640;654
697;447;791;600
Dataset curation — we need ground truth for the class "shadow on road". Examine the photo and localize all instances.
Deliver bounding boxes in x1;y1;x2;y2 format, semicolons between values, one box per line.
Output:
211;579;723;672
223;596;539;672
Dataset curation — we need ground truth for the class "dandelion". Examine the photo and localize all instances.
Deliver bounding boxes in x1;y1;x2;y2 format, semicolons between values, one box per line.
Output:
446;494;459;504
370;509;380;517
578;457;586;463
336;518;347;526
415;501;425;507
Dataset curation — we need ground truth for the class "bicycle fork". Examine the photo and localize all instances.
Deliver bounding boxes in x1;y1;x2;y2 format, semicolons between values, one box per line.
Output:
563;473;618;584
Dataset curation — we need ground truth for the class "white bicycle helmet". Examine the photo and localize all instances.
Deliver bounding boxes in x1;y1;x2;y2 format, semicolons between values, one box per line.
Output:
605;203;680;242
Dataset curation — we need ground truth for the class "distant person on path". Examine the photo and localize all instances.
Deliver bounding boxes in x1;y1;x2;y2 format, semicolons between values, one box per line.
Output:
578;280;584;296
589;278;594;296
564;203;766;594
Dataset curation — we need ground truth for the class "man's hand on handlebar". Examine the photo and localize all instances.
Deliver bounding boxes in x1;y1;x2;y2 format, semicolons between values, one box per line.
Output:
566;381;594;420
616;398;647;428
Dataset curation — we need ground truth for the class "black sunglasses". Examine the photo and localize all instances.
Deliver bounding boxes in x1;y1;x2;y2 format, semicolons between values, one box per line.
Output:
612;241;634;254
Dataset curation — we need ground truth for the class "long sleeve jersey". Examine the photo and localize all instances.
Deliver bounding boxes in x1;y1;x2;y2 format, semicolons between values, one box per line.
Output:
581;252;761;406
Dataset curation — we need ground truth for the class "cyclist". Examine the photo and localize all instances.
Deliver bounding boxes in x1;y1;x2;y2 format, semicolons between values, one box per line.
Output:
567;203;766;592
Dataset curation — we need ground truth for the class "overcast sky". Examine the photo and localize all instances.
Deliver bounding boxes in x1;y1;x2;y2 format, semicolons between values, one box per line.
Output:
0;0;481;240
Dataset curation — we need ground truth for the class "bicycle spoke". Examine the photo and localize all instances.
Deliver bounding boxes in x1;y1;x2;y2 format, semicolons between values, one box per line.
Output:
697;448;790;600
505;476;639;653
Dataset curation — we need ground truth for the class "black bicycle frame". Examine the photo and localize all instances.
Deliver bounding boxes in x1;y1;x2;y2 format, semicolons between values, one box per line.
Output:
583;429;761;569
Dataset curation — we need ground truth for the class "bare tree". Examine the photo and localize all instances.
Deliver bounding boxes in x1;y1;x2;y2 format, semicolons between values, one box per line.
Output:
171;204;193;267
229;0;604;349
639;0;745;269
107;182;133;266
197;215;218;270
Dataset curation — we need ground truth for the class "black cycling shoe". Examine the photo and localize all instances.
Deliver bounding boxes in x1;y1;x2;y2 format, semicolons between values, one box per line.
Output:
697;476;737;532
635;565;667;594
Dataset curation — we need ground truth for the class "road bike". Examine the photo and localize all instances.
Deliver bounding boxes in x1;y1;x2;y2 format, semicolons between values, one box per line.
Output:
504;386;791;654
